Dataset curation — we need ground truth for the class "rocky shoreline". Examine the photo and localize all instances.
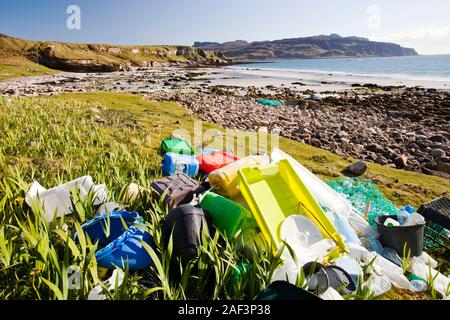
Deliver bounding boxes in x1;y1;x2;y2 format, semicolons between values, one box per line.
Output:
145;88;450;179
1;67;449;179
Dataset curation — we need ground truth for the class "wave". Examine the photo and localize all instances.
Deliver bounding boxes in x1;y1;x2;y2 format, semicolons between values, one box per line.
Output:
227;65;450;82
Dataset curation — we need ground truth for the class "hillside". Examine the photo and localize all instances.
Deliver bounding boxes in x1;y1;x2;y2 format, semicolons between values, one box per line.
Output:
0;34;229;75
194;34;418;61
0;92;448;300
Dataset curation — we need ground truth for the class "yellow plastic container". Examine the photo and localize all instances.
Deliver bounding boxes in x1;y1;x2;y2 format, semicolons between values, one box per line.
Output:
208;155;267;198
238;159;348;255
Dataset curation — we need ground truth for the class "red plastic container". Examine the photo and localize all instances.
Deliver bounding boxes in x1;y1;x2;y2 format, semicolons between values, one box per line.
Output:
196;152;239;173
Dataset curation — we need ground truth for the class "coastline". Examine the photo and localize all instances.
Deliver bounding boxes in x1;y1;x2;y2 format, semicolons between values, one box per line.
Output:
1;64;449;179
206;66;450;92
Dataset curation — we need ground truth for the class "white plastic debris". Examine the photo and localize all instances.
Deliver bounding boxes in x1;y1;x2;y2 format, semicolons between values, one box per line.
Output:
319;287;344;300
383;218;400;227
416;251;438;269
271;255;299;284
403;213;425;226
88;269;125;300
280;215;323;250
272;239;336;285
334;257;363;287
348;211;379;238
25;176;107;222
410;258;449;299
332;211;361;245
271;148;354;217
347;242;370;263
366;252;416;291
366;274;392;297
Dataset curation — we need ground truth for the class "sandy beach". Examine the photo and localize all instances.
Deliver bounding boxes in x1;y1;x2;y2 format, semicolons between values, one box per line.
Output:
206;66;450;92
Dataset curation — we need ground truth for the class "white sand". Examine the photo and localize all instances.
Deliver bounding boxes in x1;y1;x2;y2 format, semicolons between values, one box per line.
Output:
206;66;450;92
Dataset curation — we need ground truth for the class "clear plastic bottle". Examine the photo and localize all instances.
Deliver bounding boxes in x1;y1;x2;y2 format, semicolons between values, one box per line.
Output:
397;209;410;225
403;213;425;226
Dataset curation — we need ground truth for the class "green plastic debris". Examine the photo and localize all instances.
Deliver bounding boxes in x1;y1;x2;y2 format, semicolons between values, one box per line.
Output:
423;221;450;250
159;139;194;155
199;192;258;239
256;99;284;107
230;261;251;293
326;178;398;226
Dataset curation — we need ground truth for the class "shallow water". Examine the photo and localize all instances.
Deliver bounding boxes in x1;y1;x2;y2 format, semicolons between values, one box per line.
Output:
237;55;450;81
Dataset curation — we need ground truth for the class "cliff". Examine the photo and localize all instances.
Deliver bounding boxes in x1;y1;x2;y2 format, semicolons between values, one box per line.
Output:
194;34;418;61
0;34;229;73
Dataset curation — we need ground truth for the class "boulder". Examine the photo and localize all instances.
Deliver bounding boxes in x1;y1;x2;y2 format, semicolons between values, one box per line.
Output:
429;135;446;143
393;155;408;169
430;148;446;158
342;161;368;177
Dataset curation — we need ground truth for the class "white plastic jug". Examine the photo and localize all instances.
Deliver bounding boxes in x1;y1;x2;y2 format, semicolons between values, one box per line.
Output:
25;176;107;221
383;218;400;227
271;148;354;217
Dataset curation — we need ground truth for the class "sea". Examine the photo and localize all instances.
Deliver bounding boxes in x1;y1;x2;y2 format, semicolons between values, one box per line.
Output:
236;54;450;81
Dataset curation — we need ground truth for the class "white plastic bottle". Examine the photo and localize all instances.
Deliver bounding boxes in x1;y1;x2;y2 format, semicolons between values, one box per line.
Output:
383;218;400;227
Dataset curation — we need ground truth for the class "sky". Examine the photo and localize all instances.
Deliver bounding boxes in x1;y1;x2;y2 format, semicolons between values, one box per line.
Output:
1;0;450;55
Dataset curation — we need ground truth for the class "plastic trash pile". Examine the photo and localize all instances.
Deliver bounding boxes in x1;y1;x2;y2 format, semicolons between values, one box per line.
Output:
24;138;450;300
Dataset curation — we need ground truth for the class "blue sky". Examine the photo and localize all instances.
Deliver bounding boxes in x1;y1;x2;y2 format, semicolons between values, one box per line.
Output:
1;0;450;54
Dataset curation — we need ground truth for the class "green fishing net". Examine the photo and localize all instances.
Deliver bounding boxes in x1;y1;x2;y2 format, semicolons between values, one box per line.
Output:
327;178;450;250
256;99;283;107
326;178;398;226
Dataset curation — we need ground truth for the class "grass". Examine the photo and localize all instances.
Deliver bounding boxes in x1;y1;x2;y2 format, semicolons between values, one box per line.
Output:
0;92;448;300
0;35;226;80
0;57;58;81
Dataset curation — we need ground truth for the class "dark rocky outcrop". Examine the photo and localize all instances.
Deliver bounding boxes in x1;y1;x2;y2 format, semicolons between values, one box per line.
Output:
194;34;418;61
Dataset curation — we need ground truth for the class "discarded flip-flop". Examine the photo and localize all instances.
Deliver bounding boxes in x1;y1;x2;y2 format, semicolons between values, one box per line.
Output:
302;261;356;295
